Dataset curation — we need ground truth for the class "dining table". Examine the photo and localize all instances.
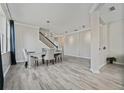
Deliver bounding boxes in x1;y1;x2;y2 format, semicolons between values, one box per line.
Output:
27;51;62;68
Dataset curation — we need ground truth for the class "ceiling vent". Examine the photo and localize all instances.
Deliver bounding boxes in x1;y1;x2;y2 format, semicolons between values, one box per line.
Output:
109;6;116;11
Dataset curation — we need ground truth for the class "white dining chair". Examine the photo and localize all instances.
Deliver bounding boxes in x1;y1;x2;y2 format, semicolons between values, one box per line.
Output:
33;53;43;66
54;49;63;62
23;49;28;68
23;49;39;68
44;48;55;66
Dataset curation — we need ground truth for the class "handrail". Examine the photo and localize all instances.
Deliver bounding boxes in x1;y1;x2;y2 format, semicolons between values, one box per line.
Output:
39;32;58;48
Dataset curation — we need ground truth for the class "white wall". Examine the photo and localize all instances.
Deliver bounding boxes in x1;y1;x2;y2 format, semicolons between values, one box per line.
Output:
15;23;48;62
108;20;124;63
0;5;11;77
99;24;108;69
64;30;91;59
2;52;11;77
79;31;91;58
0;12;7;53
90;11;100;73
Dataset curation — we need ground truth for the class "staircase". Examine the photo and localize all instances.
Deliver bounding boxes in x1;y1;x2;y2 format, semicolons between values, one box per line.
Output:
39;27;60;50
39;28;64;61
39;32;58;49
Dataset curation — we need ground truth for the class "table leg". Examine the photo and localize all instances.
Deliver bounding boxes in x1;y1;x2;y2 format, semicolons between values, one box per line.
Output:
42;55;45;64
42;59;45;64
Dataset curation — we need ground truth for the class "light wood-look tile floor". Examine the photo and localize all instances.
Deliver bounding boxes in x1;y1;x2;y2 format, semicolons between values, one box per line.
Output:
4;56;124;90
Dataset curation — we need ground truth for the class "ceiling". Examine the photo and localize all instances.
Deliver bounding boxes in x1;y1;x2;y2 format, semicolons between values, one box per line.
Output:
0;5;5;16
3;3;124;34
100;3;124;24
7;3;92;34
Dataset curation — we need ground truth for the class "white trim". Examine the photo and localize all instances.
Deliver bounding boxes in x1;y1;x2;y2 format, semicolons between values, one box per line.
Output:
64;54;90;60
90;68;100;73
90;62;107;74
89;3;100;14
108;18;124;24
0;3;11;20
114;62;124;65
4;65;10;77
64;28;91;35
89;3;104;14
16;60;25;63
99;62;107;70
15;21;39;29
78;56;91;59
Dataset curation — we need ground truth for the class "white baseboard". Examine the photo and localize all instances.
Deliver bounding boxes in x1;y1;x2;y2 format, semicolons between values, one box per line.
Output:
4;65;10;77
99;63;107;70
79;56;91;59
64;54;91;59
114;62;124;65
90;62;107;74
16;60;25;63
90;68;100;73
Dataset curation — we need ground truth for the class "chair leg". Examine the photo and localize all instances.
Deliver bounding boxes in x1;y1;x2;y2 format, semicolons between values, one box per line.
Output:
58;56;60;62
60;55;62;62
52;59;54;64
55;57;57;63
42;59;45;64
37;60;39;66
47;60;48;66
56;56;58;62
35;60;36;66
25;61;28;68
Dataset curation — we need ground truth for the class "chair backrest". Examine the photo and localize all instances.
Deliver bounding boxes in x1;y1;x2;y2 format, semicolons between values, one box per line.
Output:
23;49;28;62
44;48;55;60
